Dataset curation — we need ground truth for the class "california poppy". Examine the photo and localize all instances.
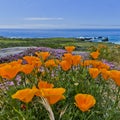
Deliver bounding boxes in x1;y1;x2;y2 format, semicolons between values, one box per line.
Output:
91;60;101;68
9;59;22;66
90;51;100;59
72;55;82;66
110;70;120;86
81;60;92;67
45;59;59;68
20;64;34;74
35;80;54;97
89;68;100;79
99;62;110;70
41;88;66;104
75;94;96;112
65;46;75;53
35;52;50;61
12;86;38;103
62;53;73;65
0;64;21;79
35;81;65;104
60;60;71;71
23;56;42;67
0;63;7;67
100;69;110;80
38;80;54;89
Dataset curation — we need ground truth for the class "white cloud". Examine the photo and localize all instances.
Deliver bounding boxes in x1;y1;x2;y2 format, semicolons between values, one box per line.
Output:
24;17;64;21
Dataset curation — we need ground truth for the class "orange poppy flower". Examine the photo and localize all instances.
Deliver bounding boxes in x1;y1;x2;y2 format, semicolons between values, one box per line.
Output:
23;56;42;67
99;63;110;70
9;59;22;66
35;81;66;104
110;70;120;86
81;60;92;67
90;50;100;59
45;59;59;68
65;46;75;53
100;69;110;80
91;60;101;68
62;53;73;64
75;94;96;112
0;63;7;68
35;80;54;97
35;52;50;61
91;61;110;70
20;64;34;74
63;53;73;58
38;80;54;89
60;60;71;71
12;86;38;103
0;64;21;79
41;88;66;104
72;55;82;66
89;68;100;79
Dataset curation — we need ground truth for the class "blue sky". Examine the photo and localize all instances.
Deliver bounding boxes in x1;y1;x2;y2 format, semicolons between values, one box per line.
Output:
0;0;120;29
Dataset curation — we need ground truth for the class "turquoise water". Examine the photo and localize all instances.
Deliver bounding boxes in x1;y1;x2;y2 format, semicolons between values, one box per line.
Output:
0;29;120;44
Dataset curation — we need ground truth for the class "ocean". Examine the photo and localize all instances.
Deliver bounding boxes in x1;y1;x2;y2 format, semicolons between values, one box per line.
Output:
0;29;120;44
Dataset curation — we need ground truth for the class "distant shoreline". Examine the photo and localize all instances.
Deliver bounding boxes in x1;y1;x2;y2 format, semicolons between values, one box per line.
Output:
0;36;116;45
0;28;120;44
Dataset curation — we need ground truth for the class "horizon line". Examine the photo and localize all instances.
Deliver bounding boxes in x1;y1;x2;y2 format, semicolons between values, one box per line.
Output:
0;27;120;29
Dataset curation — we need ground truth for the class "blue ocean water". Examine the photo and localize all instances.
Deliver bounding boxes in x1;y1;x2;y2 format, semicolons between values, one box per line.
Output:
0;29;120;44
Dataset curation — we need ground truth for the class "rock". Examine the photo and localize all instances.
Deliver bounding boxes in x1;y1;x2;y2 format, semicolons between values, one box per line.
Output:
102;37;109;41
0;47;37;57
98;36;102;39
91;36;109;42
75;37;92;41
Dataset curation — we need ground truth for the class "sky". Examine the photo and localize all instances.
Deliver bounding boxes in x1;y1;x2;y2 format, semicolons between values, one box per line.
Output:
0;0;120;29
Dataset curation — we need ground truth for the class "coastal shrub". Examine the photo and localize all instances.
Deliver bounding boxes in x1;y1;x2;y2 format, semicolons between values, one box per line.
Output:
88;44;120;66
0;38;75;49
0;46;120;120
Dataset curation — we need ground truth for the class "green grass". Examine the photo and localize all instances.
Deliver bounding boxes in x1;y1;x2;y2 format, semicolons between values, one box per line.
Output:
1;37;120;64
0;37;116;51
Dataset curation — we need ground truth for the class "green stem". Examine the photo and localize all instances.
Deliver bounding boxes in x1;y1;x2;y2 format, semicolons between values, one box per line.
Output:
40;97;55;120
13;107;26;120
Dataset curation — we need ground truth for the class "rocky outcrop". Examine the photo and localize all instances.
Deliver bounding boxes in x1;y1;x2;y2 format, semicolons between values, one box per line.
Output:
75;37;92;41
102;37;109;41
76;36;109;42
93;37;109;41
